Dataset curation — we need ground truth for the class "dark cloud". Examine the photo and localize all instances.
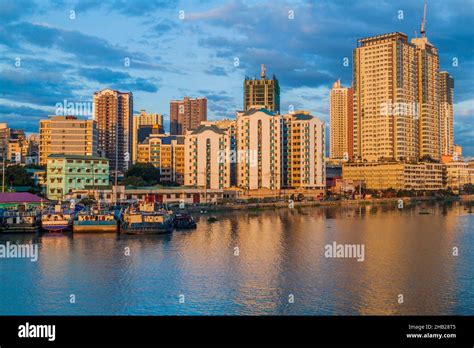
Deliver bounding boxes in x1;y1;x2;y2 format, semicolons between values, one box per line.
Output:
0;68;81;107
0;103;50;132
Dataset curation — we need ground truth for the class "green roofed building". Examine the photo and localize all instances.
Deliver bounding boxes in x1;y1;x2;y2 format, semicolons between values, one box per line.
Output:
46;154;110;201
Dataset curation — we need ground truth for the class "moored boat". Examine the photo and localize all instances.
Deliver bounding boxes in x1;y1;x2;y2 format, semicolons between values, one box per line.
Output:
41;204;75;232
173;213;197;229
73;209;118;233
0;208;41;233
120;202;174;235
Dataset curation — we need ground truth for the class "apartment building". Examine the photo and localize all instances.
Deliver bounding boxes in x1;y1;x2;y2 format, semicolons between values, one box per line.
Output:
93;89;133;172
137;134;185;185
170;97;207;135
184;122;233;190
282;111;325;190
132;110;164;163
39;116;97;166
244;64;280;113
329;79;353;160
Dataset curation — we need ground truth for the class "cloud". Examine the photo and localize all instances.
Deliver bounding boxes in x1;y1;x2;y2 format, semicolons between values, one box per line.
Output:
205;66;228;76
0;103;50;132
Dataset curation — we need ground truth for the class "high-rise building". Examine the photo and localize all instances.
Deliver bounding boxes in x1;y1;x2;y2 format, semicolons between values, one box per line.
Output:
353;32;419;162
329;80;353;160
170;97;207;135
39;116;97;166
137;134;185;185
93;89;133;173
439;71;454;156
236;108;282;190
132;110;164;163
244;64;280;113
412;31;441;161
184;121;233;190
282;111;326;189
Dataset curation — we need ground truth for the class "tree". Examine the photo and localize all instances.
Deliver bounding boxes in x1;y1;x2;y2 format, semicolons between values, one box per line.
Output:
123;163;160;186
122;175;148;187
4;165;34;187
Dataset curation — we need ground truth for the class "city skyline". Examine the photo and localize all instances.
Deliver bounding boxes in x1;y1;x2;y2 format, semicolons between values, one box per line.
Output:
0;0;473;155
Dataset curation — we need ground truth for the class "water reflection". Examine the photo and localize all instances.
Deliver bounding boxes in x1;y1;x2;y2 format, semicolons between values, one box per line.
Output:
0;201;472;315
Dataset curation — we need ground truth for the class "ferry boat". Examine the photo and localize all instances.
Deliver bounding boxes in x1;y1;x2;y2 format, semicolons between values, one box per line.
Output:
0;208;41;233
173;213;197;229
73;209;118;233
41;203;75;232
120;202;174;235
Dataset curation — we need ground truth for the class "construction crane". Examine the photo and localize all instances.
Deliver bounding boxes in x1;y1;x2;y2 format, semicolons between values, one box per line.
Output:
420;0;427;38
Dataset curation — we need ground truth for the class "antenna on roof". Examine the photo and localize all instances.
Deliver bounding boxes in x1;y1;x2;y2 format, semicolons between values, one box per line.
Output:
260;64;266;79
414;30;418;38
420;0;427;38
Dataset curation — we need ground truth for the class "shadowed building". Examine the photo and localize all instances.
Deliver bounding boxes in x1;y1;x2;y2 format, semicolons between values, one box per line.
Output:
170;97;207;135
93;89;133;173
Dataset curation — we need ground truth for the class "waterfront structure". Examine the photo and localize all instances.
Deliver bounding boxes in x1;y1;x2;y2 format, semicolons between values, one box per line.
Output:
353;32;419;162
39;116;97;166
329;80;353;160
65;186;237;205
439;71;454;156
137;134;185;185
132;110;164;163
170;97;207;135
46;154;109;201
93;89;133;173
244;64;280;113
0;192;47;209
282;111;326;190
184;121;233;189
236;108;282;190
444;161;474;192
342;162;444;191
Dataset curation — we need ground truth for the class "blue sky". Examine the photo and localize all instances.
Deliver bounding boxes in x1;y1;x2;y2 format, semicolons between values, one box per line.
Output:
0;0;473;155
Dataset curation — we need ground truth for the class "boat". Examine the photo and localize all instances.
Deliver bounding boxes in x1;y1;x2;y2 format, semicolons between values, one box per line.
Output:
207;216;218;223
41;203;75;232
0;207;41;233
120;202;174;235
73;208;118;233
173;213;197;229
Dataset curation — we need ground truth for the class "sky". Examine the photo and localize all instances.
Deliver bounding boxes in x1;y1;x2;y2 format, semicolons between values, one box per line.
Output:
0;0;473;155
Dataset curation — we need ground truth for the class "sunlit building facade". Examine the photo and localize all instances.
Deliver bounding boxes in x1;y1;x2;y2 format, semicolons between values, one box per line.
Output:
39;116;97;166
329;79;353;160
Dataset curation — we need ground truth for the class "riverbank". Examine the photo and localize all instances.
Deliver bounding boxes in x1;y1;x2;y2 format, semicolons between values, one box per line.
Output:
171;195;469;213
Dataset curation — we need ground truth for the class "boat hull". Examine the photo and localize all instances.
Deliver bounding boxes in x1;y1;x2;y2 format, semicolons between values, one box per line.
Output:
120;222;174;235
73;221;118;233
0;224;39;233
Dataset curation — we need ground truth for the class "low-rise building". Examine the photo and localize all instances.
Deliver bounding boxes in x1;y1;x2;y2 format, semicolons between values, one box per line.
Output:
444;161;474;192
342;162;444;191
64;186;237;205
46;154;109;201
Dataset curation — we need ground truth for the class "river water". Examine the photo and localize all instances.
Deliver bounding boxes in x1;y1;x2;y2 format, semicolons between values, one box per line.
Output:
0;201;473;315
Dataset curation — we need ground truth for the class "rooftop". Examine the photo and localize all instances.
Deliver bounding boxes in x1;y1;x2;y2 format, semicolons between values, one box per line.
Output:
0;192;48;203
48;154;107;161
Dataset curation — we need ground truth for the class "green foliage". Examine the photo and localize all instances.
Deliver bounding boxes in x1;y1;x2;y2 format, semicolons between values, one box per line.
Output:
3;164;34;187
123;163;160;186
122;175;148;187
